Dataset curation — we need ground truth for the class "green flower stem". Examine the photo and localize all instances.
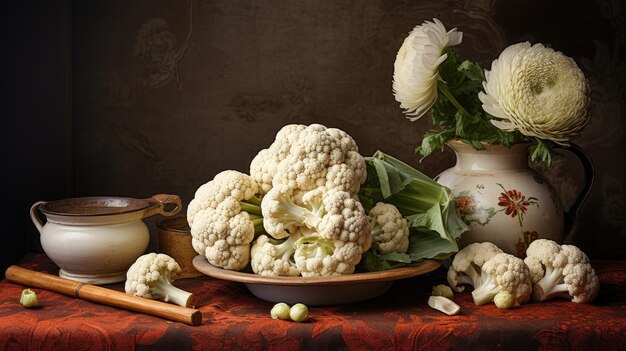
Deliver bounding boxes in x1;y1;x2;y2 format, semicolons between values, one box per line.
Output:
250;215;266;236
245;195;262;206
240;200;263;216
437;80;470;117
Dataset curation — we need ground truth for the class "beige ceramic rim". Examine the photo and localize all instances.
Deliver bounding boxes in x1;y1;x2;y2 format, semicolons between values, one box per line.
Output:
192;255;440;286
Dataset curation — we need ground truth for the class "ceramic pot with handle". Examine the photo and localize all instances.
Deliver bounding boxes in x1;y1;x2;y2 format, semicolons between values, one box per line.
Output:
435;140;593;257
30;194;182;284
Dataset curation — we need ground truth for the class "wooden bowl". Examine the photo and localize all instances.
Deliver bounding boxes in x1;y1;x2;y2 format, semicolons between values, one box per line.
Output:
157;217;203;279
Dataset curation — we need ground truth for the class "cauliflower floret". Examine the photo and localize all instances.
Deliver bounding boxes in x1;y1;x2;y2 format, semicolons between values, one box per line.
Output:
368;202;409;254
206;239;251;272
188;170;259;221
125;253;194;307
294;190;371;277
471;252;532;307
250;124;366;197
447;242;504;292
524;239;599;303
523;238;565;283
294;236;364;277
250;232;302;277
260;185;319;239
250;124;306;194
187;170;264;271
256;185;371;276
431;284;454;299
316;189;372;251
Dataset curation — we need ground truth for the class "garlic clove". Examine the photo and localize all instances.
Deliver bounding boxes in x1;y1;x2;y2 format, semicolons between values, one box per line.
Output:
428;295;461;316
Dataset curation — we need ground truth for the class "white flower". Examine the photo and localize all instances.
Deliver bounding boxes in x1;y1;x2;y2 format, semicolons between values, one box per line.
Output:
479;42;590;144
392;18;463;121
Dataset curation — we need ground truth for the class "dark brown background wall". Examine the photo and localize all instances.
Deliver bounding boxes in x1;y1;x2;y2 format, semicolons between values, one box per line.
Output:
4;0;626;276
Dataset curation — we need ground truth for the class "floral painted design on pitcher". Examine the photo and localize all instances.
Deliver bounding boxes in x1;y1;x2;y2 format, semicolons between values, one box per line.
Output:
453;190;498;226
453;184;540;229
495;184;539;226
436;140;593;257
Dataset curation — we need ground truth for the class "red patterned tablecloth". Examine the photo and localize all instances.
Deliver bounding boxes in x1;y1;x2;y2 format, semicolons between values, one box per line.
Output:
0;254;624;350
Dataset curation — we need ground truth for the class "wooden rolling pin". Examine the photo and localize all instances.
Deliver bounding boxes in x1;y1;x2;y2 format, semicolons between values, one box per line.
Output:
5;265;202;326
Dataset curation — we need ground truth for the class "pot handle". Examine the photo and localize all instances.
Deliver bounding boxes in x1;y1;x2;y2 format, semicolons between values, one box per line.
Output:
29;201;47;233
557;143;594;236
143;194;182;219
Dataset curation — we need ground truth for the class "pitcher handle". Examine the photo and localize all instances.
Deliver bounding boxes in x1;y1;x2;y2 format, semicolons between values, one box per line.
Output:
29;201;47;233
143;194;182;219
557;143;594;236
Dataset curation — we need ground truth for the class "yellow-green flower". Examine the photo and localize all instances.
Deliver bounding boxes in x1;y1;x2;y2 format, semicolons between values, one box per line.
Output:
393;18;463;120
479;42;590;144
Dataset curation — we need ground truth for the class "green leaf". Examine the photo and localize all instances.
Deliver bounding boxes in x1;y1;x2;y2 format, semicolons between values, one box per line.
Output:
468;139;485;150
416;129;454;160
378;251;413;263
529;138;554;166
405;230;459;260
360;251;406;271
358;151;469;271
458;59;485;82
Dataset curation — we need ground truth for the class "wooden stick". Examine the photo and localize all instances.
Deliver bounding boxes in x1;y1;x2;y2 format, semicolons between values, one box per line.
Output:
5;265;202;326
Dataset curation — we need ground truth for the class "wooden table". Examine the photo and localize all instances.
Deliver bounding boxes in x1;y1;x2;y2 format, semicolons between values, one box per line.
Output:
1;254;625;350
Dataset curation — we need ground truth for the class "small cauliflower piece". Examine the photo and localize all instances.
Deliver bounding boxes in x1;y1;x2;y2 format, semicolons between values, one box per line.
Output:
431;284;454;299
271;302;291;320
289;303;309;322
125;253;194;307
20;289;38;308
187;170;265;271
524;239;599;303
471;252;532;307
447;242;504;293
493;291;515;309
368;202;409;254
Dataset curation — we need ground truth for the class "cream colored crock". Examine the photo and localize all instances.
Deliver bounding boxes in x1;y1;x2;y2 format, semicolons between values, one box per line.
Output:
30;194;181;284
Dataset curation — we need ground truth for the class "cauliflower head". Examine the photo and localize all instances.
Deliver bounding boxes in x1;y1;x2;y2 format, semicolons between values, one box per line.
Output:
125;253;193;307
250;124;367;197
524;239;599;303
447;242;504;293
368;202;409;254
187;170;264;270
471;252;532;307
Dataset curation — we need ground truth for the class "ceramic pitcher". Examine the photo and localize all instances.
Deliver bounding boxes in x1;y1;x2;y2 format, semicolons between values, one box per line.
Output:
435;140;593;257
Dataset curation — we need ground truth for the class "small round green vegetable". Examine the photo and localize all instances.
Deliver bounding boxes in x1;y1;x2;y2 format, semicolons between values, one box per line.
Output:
271;302;291;320
431;284;454;299
289;303;309;322
494;291;515;309
20;289;38;308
